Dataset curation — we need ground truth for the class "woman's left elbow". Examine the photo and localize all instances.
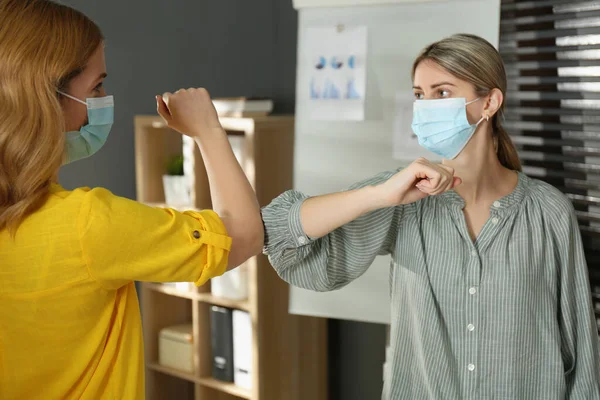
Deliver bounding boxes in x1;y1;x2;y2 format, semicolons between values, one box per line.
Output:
246;218;264;257
231;218;264;265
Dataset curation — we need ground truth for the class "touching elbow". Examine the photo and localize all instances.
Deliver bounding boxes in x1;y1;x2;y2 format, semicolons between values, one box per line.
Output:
242;217;264;259
226;215;264;268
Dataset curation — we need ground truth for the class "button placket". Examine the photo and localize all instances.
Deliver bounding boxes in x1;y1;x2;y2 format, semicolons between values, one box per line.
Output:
451;202;482;392
465;244;480;391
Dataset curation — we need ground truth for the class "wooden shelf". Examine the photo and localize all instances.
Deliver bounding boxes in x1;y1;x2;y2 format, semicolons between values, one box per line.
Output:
146;283;250;311
137;115;327;400
148;362;198;384
147;363;251;399
196;292;251;312
198;377;252;399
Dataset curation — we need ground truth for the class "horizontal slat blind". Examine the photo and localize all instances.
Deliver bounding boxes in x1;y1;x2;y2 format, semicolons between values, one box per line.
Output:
500;0;600;333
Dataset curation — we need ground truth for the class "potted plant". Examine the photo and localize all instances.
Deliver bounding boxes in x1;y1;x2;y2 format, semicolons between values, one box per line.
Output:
162;155;191;207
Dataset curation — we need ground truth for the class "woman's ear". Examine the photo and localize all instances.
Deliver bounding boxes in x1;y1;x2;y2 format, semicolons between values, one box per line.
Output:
483;88;503;120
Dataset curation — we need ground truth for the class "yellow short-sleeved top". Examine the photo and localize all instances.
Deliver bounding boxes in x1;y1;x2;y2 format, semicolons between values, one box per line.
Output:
0;184;232;399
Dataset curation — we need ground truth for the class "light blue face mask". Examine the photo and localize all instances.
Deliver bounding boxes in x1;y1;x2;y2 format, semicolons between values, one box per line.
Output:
411;97;485;159
58;91;114;164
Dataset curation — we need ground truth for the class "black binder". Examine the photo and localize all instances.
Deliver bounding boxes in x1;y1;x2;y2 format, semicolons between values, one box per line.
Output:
210;306;234;382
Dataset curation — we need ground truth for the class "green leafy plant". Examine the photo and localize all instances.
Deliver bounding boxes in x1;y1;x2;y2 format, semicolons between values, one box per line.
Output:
166;155;184;176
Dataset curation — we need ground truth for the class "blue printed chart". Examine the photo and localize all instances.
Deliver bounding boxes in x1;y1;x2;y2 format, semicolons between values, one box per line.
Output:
306;26;367;121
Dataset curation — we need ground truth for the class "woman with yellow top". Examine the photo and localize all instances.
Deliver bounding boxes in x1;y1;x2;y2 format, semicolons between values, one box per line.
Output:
0;1;263;399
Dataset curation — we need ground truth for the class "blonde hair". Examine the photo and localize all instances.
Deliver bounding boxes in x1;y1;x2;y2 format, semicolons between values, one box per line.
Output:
0;0;103;235
412;34;522;171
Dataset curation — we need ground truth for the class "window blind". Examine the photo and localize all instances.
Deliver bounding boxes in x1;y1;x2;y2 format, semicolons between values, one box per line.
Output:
499;0;600;333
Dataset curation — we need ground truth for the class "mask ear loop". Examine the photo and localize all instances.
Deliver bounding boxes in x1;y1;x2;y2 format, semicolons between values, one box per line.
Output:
57;91;87;106
468;97;487;127
475;115;486;126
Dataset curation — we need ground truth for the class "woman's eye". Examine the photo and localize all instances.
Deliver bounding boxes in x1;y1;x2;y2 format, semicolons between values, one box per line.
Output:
414;92;424;100
439;90;450;98
93;82;103;93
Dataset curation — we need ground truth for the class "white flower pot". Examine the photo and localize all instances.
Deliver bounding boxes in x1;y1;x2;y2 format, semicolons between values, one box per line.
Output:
162;175;191;207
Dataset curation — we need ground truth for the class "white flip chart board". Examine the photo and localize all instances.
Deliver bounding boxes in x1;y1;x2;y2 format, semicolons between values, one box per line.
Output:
290;0;500;324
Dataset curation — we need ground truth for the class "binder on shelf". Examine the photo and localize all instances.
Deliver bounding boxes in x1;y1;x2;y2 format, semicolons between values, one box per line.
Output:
210;306;234;382
233;310;253;390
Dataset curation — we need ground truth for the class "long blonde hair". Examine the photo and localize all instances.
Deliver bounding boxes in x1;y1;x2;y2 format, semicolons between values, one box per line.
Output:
412;34;522;171
0;0;103;235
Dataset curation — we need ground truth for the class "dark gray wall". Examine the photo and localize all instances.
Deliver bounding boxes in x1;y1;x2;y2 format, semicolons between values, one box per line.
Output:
60;1;385;399
60;0;297;195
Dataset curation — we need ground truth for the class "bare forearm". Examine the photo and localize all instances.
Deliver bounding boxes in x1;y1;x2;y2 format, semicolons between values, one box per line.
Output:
155;89;263;268
194;132;263;267
300;185;387;239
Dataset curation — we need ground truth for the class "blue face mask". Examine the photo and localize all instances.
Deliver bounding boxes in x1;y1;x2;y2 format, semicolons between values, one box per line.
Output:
411;97;484;159
58;91;114;164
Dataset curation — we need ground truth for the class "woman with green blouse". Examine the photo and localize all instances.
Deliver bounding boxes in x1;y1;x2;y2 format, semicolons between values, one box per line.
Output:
262;34;600;399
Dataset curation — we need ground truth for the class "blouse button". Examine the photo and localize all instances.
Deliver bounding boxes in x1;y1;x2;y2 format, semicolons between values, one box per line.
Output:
298;236;307;245
493;201;501;208
193;230;201;239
